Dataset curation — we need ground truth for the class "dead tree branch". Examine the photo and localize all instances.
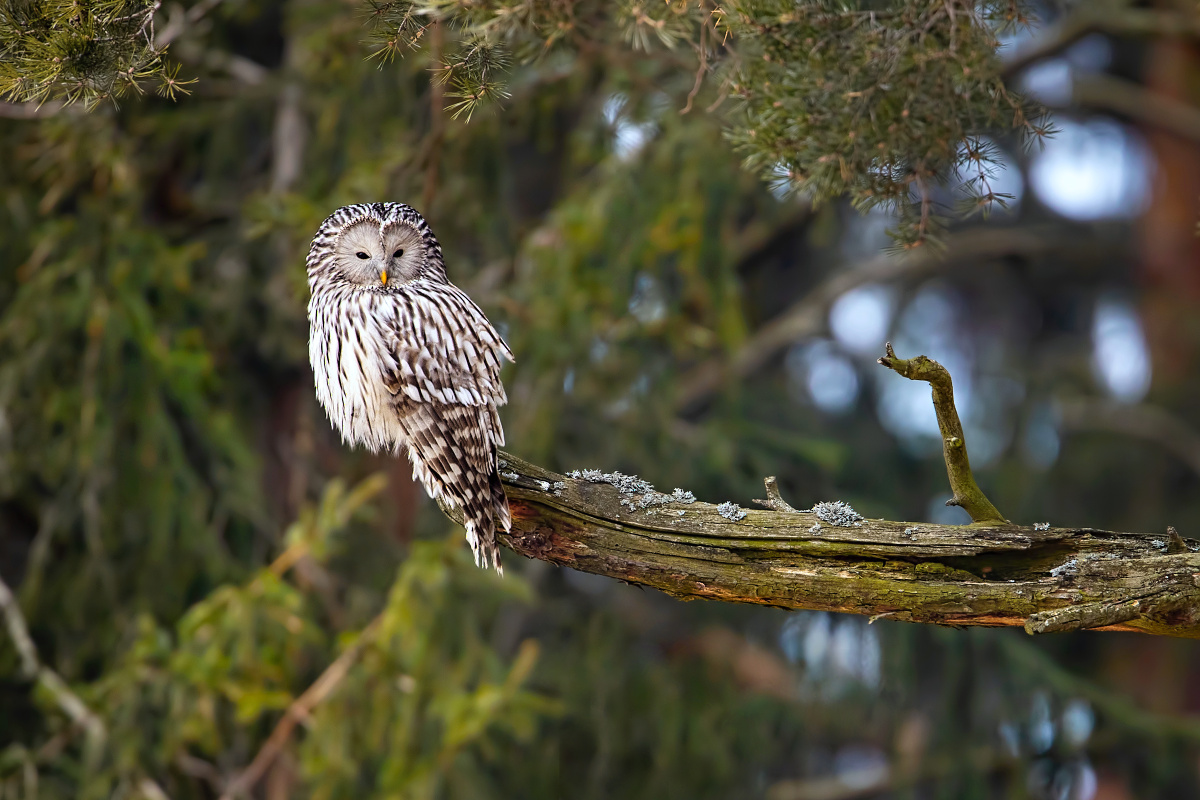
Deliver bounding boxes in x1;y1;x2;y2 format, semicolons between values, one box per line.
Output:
474;348;1200;639
489;453;1200;638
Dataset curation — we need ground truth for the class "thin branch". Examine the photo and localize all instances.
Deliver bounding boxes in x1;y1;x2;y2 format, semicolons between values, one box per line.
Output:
1069;73;1200;144
1001;5;1200;79
155;0;229;48
674;227;1106;415
0;576;40;678
680;6;710;115
174;753;226;792
767;745;1003;800
877;342;1007;524
0;575;107;748
218;614;382;800
1057;399;1200;479
269;82;306;194
137;777;172;800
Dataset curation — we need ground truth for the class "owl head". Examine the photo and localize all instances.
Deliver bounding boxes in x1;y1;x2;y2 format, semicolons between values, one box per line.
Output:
306;203;447;291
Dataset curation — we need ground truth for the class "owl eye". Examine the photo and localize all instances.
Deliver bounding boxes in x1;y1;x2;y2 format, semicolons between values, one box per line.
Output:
355;251;370;260
393;248;404;258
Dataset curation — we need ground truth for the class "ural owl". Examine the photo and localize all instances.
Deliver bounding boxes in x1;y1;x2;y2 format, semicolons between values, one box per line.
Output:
306;203;514;573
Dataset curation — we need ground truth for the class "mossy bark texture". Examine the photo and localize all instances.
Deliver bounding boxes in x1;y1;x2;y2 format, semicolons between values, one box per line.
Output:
490;453;1200;638
463;345;1200;639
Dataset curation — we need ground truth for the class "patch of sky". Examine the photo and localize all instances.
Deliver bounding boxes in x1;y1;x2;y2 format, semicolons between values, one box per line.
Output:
786;339;860;414
628;272;667;325
1030;118;1153;221
1091;294;1151;403
589;337;610;363
1021;58;1073;106
829;283;896;357
780;612;881;701
603;93;659;161
1061;699;1095;749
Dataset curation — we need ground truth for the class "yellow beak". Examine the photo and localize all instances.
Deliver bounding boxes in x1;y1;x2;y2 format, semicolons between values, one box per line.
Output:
380;269;388;286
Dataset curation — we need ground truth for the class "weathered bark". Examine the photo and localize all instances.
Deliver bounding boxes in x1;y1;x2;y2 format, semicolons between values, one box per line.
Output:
487;453;1200;638
462;346;1200;639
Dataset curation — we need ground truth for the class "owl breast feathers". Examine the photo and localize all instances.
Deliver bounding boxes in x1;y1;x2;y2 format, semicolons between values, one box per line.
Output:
306;202;514;573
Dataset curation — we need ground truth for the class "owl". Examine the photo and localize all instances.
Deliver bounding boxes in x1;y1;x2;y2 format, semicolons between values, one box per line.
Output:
306;202;514;573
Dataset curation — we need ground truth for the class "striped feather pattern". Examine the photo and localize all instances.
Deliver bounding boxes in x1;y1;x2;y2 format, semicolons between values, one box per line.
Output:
306;203;514;572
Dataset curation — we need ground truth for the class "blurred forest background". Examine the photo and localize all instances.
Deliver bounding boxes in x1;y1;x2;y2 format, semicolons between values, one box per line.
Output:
4;0;1200;798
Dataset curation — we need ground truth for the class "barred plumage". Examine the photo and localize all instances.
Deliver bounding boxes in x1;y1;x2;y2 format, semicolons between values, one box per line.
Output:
306;202;514;572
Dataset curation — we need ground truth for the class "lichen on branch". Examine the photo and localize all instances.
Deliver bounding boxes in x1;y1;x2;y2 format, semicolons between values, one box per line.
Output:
483;452;1200;639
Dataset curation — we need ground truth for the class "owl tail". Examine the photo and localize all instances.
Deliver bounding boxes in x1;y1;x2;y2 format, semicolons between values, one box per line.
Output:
461;467;509;574
400;405;511;574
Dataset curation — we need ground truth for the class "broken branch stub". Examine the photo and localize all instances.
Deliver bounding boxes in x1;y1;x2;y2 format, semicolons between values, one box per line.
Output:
877;342;1008;525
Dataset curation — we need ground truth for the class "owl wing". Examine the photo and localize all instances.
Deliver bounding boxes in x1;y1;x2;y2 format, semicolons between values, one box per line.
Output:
377;280;514;572
378;281;512;420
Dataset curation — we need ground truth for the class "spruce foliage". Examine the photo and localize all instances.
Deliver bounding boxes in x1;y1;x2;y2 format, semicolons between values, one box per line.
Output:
0;0;194;105
360;0;1046;245
2;0;1044;242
